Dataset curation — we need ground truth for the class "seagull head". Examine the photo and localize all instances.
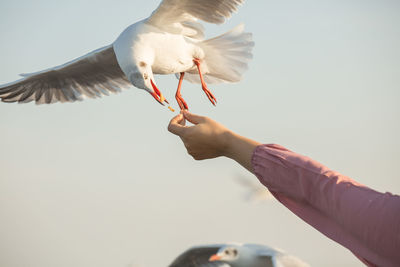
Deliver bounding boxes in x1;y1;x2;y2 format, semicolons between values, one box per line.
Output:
130;60;168;106
209;244;271;267
209;246;239;263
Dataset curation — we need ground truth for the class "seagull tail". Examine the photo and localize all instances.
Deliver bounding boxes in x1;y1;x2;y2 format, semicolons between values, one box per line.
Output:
181;24;254;84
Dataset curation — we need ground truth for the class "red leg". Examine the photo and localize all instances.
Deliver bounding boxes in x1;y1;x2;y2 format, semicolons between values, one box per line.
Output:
193;58;217;106
175;72;189;110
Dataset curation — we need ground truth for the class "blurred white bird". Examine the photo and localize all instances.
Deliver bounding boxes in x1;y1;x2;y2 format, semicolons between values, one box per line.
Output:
234;175;274;203
0;0;254;110
169;243;310;267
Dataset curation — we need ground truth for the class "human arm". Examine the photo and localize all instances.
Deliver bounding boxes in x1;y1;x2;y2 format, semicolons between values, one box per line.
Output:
252;144;400;267
168;111;400;267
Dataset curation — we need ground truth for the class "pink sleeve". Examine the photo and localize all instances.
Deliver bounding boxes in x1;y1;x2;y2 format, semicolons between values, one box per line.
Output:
251;144;400;267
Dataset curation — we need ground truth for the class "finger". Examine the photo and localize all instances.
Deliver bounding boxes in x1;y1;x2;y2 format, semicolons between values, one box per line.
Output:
182;110;206;125
168;114;186;136
179;110;186;127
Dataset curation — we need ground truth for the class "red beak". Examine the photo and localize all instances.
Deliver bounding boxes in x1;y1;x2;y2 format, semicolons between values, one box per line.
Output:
150;79;169;105
209;254;221;262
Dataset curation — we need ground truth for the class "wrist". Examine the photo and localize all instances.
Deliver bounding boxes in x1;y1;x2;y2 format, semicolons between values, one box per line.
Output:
220;130;238;159
221;130;261;173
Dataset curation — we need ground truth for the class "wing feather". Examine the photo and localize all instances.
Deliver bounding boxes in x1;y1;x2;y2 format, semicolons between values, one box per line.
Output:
147;0;244;39
0;45;131;105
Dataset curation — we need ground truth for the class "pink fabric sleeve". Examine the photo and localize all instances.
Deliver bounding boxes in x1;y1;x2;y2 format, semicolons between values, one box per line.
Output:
251;144;400;267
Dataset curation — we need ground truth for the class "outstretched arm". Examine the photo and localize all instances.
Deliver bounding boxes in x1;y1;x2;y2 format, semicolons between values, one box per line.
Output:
167;110;260;172
168;111;400;267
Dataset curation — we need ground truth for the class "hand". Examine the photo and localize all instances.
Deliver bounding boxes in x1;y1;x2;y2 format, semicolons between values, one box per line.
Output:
168;111;232;160
168;111;260;172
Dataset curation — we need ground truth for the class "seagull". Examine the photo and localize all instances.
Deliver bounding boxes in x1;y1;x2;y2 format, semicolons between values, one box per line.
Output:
169;243;310;267
0;0;254;110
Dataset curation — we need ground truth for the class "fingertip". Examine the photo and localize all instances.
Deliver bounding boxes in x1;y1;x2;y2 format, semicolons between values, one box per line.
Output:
174;113;183;121
182;109;190;118
182;110;205;124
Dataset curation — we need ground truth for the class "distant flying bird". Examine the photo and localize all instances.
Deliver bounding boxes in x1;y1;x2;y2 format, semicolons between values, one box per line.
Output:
234;175;274;203
169;243;310;267
0;0;254;110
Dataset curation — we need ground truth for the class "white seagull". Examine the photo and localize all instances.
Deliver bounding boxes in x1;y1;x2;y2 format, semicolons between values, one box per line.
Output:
0;0;254;110
169;243;310;267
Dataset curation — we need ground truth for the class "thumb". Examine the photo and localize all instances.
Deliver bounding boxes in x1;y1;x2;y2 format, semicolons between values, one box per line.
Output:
183;110;206;125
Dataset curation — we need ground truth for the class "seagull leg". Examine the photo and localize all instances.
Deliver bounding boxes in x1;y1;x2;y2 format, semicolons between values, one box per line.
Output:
193;58;217;106
175;72;188;110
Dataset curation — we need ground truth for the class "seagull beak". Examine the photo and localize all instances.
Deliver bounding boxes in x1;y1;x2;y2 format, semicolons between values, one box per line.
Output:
150;79;169;105
209;254;221;262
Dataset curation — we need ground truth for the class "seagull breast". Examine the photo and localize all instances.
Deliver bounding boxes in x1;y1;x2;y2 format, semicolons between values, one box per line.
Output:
114;21;201;77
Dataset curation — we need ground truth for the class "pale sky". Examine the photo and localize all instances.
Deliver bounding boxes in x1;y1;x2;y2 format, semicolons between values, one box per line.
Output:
0;0;399;266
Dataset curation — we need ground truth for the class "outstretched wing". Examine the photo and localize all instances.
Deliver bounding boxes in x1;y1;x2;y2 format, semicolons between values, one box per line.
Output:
146;0;245;39
0;45;131;105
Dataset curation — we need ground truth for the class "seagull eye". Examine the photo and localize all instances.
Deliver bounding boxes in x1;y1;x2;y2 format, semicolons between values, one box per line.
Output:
139;61;147;68
225;250;230;255
232;249;238;256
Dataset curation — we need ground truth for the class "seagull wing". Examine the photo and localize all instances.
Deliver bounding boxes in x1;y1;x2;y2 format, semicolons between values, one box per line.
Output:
0;45;131;105
246;244;310;267
146;0;244;39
